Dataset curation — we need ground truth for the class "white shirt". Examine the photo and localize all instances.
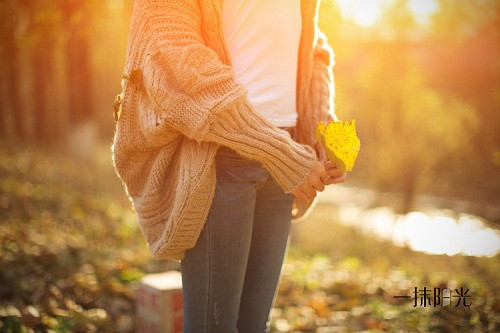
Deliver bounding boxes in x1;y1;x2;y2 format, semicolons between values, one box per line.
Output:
222;0;302;127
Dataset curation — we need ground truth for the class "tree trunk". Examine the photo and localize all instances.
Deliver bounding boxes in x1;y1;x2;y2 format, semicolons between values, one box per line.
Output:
62;0;93;125
61;0;96;159
7;42;25;141
0;3;24;141
0;50;5;138
32;39;51;144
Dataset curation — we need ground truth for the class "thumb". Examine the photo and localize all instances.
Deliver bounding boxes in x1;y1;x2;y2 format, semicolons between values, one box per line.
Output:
315;142;327;163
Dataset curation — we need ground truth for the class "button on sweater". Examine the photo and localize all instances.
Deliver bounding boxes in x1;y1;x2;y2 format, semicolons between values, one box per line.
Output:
112;0;336;260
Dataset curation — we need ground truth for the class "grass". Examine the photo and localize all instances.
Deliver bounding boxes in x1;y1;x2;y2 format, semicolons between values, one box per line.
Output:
0;140;498;332
275;203;500;332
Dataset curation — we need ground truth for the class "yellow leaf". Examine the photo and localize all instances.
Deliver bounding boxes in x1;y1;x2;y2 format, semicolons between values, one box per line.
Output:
315;120;361;173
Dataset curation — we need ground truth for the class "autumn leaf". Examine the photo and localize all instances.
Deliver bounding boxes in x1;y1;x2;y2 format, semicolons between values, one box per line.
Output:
315;120;361;173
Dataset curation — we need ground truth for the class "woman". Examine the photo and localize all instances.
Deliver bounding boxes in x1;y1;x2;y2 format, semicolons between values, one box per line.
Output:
113;0;345;331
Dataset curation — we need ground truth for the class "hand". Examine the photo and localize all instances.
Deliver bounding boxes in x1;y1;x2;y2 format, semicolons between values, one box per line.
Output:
293;161;328;204
315;141;327;163
323;160;347;185
315;142;347;185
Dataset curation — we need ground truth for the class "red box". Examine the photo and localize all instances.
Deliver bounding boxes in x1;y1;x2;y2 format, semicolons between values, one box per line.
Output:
136;271;183;333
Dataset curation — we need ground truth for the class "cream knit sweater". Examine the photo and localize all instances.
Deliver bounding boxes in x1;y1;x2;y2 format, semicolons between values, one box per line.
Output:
112;0;335;260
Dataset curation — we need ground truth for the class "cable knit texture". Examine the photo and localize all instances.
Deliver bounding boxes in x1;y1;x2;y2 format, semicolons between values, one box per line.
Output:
112;0;335;260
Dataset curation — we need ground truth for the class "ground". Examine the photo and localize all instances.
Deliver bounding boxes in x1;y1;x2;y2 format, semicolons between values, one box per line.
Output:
0;141;498;332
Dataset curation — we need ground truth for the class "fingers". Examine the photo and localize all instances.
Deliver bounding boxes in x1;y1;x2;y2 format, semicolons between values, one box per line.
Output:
301;184;317;201
293;161;330;204
331;173;347;184
323;160;334;169
293;185;316;204
325;165;344;179
310;175;325;192
324;160;340;171
323;172;347;185
315;142;327;163
322;161;347;185
293;189;309;204
313;161;328;188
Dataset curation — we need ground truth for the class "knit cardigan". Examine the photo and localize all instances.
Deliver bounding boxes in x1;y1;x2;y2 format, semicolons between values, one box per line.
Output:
112;0;335;260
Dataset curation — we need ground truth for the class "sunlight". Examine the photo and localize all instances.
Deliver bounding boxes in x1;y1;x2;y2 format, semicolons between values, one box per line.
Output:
336;204;500;257
392;212;500;256
408;0;439;24
335;0;439;26
336;0;384;27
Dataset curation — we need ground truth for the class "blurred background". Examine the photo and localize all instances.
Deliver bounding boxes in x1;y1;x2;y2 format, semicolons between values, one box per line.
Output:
0;0;499;332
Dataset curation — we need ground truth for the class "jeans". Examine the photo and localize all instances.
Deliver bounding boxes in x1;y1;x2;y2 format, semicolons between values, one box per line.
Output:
181;146;294;333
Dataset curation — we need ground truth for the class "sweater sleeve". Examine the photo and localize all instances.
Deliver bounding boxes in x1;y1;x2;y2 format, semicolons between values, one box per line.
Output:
294;28;337;148
128;0;316;193
312;29;337;123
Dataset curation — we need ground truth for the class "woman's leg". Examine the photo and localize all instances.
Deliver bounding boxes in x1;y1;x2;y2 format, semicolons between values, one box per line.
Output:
180;148;270;333
237;178;294;332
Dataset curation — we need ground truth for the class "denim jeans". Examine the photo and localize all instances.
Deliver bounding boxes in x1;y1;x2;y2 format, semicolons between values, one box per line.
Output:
181;146;294;333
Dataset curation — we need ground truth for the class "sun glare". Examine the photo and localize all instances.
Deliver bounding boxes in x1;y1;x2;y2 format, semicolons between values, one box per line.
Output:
335;0;439;27
408;0;440;24
336;0;383;27
336;205;500;257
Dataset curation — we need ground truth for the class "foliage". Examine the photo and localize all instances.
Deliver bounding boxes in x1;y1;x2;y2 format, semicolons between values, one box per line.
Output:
0;0;128;142
315;120;361;173
1;0;499;210
357;54;478;204
318;1;500;209
430;0;499;42
277;203;500;332
0;141;175;332
0;141;498;332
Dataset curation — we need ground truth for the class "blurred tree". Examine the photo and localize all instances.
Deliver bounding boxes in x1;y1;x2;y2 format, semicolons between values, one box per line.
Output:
431;0;499;42
318;0;498;208
425;0;500;200
318;0;342;44
0;0;25;140
382;0;416;40
356;45;479;212
61;0;93;125
0;0;496;207
26;0;61;143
